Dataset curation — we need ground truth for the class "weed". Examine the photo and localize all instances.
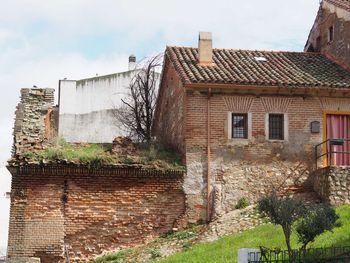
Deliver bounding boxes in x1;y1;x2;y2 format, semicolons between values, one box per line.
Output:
182;242;192;251
149;248;162;259
23;138;185;170
235;197;250;209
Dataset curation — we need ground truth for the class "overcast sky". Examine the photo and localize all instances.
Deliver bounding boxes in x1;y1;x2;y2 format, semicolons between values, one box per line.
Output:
0;0;320;252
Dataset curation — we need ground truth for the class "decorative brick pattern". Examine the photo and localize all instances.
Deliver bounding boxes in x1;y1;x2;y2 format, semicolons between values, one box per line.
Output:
223;96;253;112
319;97;350;111
261;97;292;112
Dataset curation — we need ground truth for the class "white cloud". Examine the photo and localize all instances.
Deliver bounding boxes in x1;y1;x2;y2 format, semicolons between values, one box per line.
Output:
0;0;320;250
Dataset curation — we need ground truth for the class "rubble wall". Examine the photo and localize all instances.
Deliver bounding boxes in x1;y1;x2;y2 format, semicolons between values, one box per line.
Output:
314;166;350;204
13;88;56;156
7;165;185;263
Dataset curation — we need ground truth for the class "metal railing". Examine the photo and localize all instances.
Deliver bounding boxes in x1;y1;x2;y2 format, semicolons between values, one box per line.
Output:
248;246;350;263
315;138;350;170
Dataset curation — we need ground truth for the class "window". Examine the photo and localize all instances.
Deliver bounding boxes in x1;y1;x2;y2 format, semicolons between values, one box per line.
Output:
269;114;284;140
328;25;334;43
232;113;248;139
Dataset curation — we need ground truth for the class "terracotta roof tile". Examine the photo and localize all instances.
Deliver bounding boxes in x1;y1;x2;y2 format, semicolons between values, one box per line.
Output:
325;0;350;11
166;46;350;88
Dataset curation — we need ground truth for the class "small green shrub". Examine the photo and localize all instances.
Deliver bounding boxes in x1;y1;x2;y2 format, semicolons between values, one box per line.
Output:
258;194;305;261
165;229;197;240
182;242;192;251
296;203;339;251
235;197;250;209
92;250;127;263
149;248;162;259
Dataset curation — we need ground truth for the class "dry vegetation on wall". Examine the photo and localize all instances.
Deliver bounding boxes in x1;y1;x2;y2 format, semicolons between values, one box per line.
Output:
9;137;184;171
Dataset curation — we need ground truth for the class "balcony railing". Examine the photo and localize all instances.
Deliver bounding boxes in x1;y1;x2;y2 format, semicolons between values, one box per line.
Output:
315;138;350;169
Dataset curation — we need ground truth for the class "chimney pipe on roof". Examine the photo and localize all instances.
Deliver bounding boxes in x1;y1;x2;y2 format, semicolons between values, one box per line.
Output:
198;32;213;65
128;54;136;71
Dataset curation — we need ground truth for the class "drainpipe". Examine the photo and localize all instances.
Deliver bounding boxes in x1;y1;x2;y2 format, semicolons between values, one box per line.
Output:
207;88;212;223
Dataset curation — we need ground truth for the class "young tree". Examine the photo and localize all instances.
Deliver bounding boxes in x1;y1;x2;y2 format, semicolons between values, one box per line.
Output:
296;203;339;252
258;194;305;262
115;54;162;142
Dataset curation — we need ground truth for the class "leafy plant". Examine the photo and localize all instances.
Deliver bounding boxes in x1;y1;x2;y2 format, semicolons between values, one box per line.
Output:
235;197;250;209
258;194;305;262
149;248;162;259
182;242;192;251
162;224;199;242
92;250;127;263
296;203;339;251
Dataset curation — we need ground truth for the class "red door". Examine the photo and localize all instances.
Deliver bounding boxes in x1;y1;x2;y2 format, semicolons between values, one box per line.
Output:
326;114;350;165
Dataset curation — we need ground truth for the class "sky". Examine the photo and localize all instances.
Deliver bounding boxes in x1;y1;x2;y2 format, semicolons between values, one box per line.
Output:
0;0;320;254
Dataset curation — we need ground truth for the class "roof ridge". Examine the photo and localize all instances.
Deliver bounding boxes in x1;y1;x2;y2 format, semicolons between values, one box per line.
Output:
167;46;323;55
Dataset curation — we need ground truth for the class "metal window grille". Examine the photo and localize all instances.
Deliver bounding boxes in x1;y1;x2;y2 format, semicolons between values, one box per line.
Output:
232;113;248;139
269;114;284;140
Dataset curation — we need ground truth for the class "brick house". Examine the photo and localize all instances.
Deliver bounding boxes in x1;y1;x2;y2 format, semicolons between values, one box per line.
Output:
153;30;350;223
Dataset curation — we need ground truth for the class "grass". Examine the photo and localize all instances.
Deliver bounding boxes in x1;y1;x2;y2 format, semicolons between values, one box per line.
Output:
22;137;184;170
90;225;202;263
24;137;113;165
155;204;350;263
90;205;350;263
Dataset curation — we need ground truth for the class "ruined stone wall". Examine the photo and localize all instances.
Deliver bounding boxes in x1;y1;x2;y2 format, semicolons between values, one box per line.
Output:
7;165;185;263
153;61;186;154
13;88;56;156
184;92;350;221
306;1;350;69
314;166;350;205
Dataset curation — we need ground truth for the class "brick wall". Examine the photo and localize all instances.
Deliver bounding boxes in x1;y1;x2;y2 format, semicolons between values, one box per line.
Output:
7;165;185;262
306;1;350;69
184;91;350;220
153;60;186;154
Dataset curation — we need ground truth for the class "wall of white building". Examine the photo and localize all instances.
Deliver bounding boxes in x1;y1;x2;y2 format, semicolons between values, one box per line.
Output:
59;70;138;143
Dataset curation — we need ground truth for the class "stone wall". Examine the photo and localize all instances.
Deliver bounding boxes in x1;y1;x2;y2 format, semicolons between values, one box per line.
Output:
314;166;350;204
7;165;185;263
13;88;56;156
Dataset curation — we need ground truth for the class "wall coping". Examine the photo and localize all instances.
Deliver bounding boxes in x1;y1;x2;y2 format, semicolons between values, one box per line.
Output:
7;163;184;177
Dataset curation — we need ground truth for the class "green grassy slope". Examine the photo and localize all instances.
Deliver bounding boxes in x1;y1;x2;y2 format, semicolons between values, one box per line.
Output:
156;204;350;263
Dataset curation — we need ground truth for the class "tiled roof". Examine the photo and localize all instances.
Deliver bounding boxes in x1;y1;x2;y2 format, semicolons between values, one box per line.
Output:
166;46;350;88
325;0;350;11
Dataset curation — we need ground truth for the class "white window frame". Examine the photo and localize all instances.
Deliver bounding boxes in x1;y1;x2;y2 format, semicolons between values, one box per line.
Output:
228;112;252;140
265;113;288;141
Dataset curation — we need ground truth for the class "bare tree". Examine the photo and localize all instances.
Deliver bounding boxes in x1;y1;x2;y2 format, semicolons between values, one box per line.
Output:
115;54;162;142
